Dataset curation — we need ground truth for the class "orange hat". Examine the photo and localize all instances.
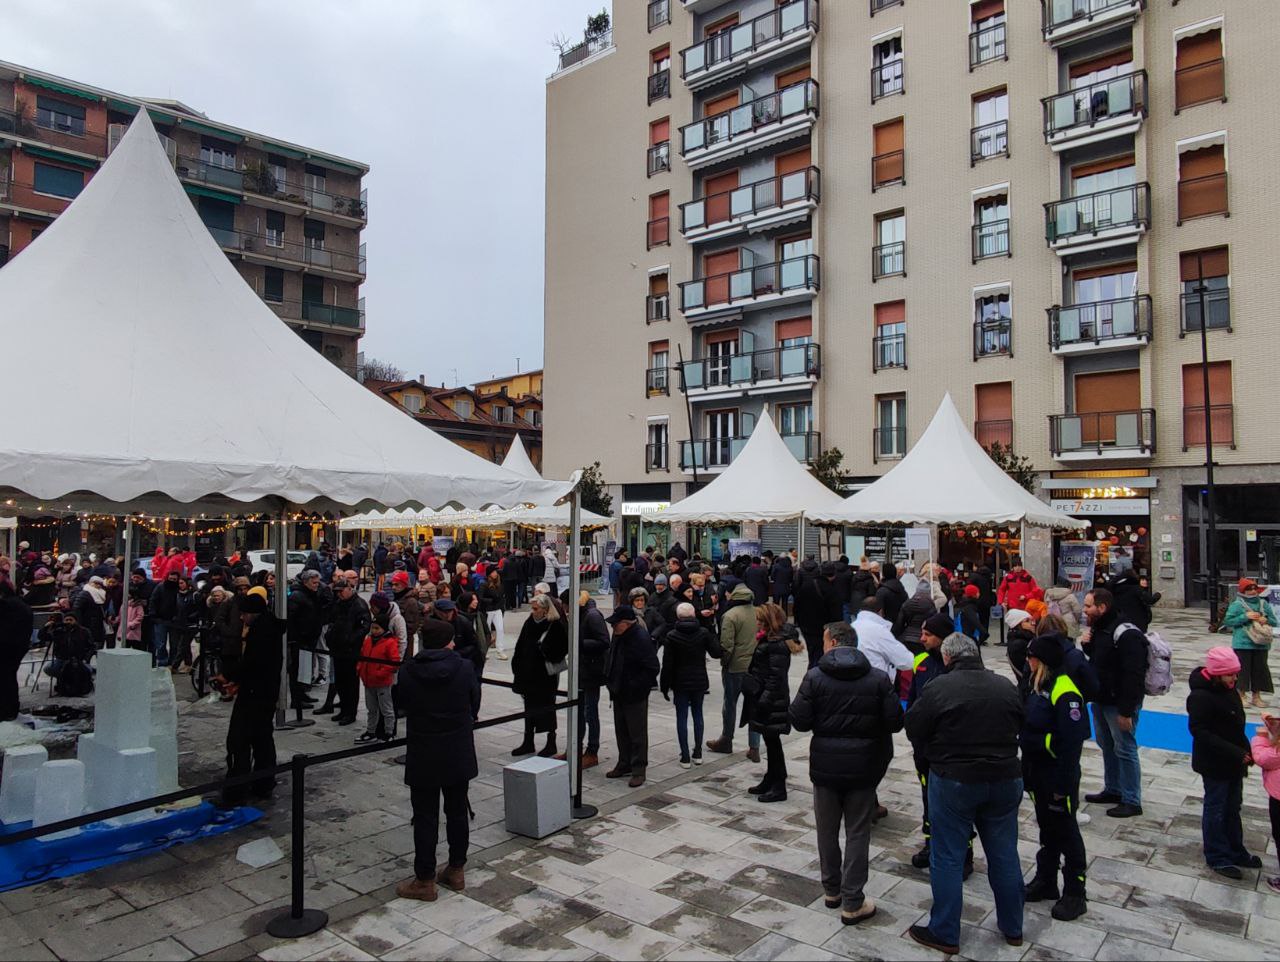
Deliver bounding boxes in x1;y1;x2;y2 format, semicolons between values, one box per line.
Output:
1025;598;1049;620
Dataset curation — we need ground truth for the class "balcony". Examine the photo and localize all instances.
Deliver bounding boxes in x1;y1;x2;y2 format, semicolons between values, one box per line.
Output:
647;217;670;249
1180;287;1230;336
1049;294;1152;353
208;226;367;277
648;141;671;177
872;151;904;191
1042;71;1147;152
680;0;819;91
871;61;904;103
971;120;1009;164
648;69;671;105
680;167;819;244
1041;0;1143;47
871;0;904;13
646;442;669;473
682;431;819;472
646;367;671;397
873;427;907;463
1044;183;1150;256
263;296;365;331
680;344;821;400
680;80;819;170
970;22;1007;69
646;293;671;324
1177;172;1228;225
178;158;368;223
1183;404;1235;451
975;419;1013;449
0;107;107;157
682;0;736;12
679;254;820;321
974;318;1012;359
177;155;244;192
648;0;670;31
557;30;614;72
1049;409;1155;460
872;332;905;371
872;241;905;280
972;219;1010;261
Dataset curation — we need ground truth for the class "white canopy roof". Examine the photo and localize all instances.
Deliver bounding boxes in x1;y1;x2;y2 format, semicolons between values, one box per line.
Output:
0;113;568;516
808;394;1087;530
500;434;542;480
643;416;846;523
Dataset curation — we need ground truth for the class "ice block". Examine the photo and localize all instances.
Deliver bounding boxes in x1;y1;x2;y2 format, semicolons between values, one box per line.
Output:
149;668;179;793
0;745;48;824
94;649;153;750
33;760;84;840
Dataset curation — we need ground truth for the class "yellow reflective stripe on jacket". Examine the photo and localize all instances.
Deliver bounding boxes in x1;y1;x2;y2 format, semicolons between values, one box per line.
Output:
1044;732;1055;758
1049;673;1082;705
913;652;929;671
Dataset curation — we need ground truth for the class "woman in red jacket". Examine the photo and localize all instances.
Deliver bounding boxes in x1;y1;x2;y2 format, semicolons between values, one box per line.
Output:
357;617;401;742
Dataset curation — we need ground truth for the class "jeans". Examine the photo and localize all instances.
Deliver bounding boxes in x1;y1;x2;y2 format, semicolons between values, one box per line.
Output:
152;623;171;667
516;581;528;606
1093;702;1142;806
578;684;601;754
1202;776;1250;869
814;785;876;910
411;782;469;881
614;696;649;773
673;691;704;760
1027;768;1086;896
719;670;760;750
927;774;1024;947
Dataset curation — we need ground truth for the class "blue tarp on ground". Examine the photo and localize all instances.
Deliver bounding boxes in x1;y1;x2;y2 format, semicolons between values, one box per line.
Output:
0;802;261;891
1133;707;1258;755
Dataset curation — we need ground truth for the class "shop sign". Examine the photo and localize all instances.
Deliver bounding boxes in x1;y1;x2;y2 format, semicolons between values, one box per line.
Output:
1051;498;1149;516
622;501;670;516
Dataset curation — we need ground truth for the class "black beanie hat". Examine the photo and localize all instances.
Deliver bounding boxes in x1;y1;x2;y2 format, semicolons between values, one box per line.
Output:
923;613;953;640
1027;634;1065;671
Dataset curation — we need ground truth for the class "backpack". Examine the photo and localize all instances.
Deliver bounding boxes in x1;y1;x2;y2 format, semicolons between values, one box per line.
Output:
1047;597;1063;618
58;657;94;698
1117;622;1172;697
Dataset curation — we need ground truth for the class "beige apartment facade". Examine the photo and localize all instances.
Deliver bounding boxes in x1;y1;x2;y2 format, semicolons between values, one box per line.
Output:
544;0;1280;605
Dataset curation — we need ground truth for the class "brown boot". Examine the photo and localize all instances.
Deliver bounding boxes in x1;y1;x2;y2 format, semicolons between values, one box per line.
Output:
438;864;466;892
705;738;732;754
628;770;647;788
581;752;599;770
746;747;761;763
395;877;437;902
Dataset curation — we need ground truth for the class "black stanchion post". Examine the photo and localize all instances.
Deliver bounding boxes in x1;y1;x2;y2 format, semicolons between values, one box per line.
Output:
266;754;328;939
567;488;597;820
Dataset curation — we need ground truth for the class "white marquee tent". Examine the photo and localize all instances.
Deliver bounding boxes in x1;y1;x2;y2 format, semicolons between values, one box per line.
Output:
808;394;1087;530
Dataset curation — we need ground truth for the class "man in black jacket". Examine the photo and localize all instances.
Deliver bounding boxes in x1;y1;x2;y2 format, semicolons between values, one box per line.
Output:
904;633;1024;956
577;594;611;769
790;620;903;925
220;592;283;805
832;557;855;620
0;576;33;721
430;599;483;677
148;569;183;667
743;558;770;606
395;616;480;903
286;571;328;710
796;563;845;668
315;580;370;724
1107;570;1159;632
875;563;908;626
603;606;660;788
1080;587;1148;818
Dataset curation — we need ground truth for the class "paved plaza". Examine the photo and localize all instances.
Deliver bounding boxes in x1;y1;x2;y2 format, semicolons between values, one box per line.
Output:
3;604;1280;961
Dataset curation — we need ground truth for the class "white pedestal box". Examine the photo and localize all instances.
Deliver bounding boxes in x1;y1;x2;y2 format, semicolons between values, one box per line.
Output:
503;757;570;839
0;745;48;824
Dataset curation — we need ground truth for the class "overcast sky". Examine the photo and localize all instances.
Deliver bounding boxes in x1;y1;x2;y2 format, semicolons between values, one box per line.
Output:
8;0;608;387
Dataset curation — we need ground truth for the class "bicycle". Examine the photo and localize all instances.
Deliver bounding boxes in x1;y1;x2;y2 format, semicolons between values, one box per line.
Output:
191;625;226;698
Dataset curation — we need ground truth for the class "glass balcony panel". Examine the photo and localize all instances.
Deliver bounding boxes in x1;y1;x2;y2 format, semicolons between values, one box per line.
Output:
683;280;706;310
780;84;805;116
729;354;752;382
1115;412;1139;447
685;200;706;229
1052;96;1076;131
729;269;753;300
754;178;777;210
780;170;806;203
1060;416;1083;451
1110;189;1133;225
779;345;806;377
780;257;806;290
685;46;706;73
1059;308;1081;342
780;2;803;32
782;434;805;459
731;23;754;55
730;437;750;461
1108;77;1133;114
729;107;752;136
730;187;753;218
1111;298;1135;336
683;363;705;389
684;124;706;152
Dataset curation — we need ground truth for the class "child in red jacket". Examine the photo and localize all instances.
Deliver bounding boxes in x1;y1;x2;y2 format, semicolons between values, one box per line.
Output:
356;617;399;743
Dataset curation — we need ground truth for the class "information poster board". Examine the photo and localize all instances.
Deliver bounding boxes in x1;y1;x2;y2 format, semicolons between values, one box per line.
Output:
432;536;454;555
727;539;762;560
1057;542;1097;604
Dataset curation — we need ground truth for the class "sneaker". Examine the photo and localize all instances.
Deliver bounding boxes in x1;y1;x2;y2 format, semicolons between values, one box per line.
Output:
705;738;732;755
679;756;691;770
1085;790;1121;804
1051;895;1088;921
746;747;761;763
1214;865;1245;880
692;752;704;766
495;652;509;661
840;899;876;925
908;924;959;955
1106;803;1144;819
1236;854;1264;869
1077;811;1092;826
1265;876;1280;893
355;732;379;743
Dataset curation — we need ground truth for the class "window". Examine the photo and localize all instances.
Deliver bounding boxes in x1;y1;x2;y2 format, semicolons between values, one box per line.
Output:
1177;141;1228;222
648;0;670;31
872;36;904;101
267;154;289;193
304;163;327;194
648;118;671;176
974;289;1011;357
647;192;670;248
1182;360;1233;448
492;404;514;424
875;394;906;461
1071;154;1136;196
777;316;812;348
265;210;285;248
971;88;1009;162
451;397;474;418
1176;26;1225;112
199;137;236;170
1180;246;1230;333
303;218;325;249
530;410;543;429
705;331;738;387
647;420;669;471
648;340;670;395
648;272;670;323
970;0;1006;68
302;275;324;305
873;300;906;370
872;118;905;190
401;394;423;414
973;193;1009;259
263;267;284;303
974;381;1013;448
873;211;905;279
35;96;85;136
649;46;671;103
706;409;739;466
32;161;84;199
778;403;812;437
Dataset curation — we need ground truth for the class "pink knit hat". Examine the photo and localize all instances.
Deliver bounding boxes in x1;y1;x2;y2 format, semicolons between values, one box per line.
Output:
1204;646;1241;677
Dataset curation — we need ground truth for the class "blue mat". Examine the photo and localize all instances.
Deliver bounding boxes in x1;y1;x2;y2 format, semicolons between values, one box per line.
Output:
0;801;261;891
1130;708;1258;755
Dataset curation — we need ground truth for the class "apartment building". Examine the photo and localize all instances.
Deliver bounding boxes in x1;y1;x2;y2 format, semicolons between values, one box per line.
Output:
0;61;368;374
544;0;1280;603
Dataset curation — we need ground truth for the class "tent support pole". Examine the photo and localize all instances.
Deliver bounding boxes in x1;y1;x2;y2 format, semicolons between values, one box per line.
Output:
637;517;644;558
567;488;594;820
797;513;806;559
114;518;134;649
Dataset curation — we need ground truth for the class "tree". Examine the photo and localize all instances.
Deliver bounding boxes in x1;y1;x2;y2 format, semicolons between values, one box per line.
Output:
985;441;1037;493
586;9;611;38
576;461;613;517
809;447;846;495
361;357;404;383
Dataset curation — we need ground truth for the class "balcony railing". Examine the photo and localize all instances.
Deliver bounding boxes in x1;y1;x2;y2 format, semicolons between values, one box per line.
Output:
680;80;819;158
263;296;365;330
648;141;671;177
646;442;670;472
176;155;244;192
871;0;904;13
872;332;906;371
680;343;821;391
680;167;820;235
680;0;818;81
1049;294;1152;349
872;150;904;191
682;431;819;469
1177;172;1228;224
873;427;907;463
1042;70;1147;140
1183;404;1235;450
1042;0;1142;39
1044;183;1150;246
973;219;1010;260
206;225;367;276
971;120;1009;164
647;217;670;249
1049;409;1155;457
646;367;671;397
974;318;1012;359
646;293;671;324
558;30;613;71
1175;58;1226;113
975;419;1013;449
648;0;671;30
1180;288;1230;335
177;158;368;220
0;107;108;156
970;22;1007;68
871;60;904;102
679;254;820;312
648;69;671;104
872;241;905;280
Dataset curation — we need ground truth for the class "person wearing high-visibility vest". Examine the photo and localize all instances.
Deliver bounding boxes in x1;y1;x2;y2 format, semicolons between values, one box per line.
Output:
1020;634;1091;922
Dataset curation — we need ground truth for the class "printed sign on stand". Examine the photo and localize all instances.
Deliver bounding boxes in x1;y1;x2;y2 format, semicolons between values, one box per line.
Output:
1057;542;1097;604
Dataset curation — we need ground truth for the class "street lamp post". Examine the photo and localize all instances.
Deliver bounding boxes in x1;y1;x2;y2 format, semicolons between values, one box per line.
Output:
1194;280;1220;629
